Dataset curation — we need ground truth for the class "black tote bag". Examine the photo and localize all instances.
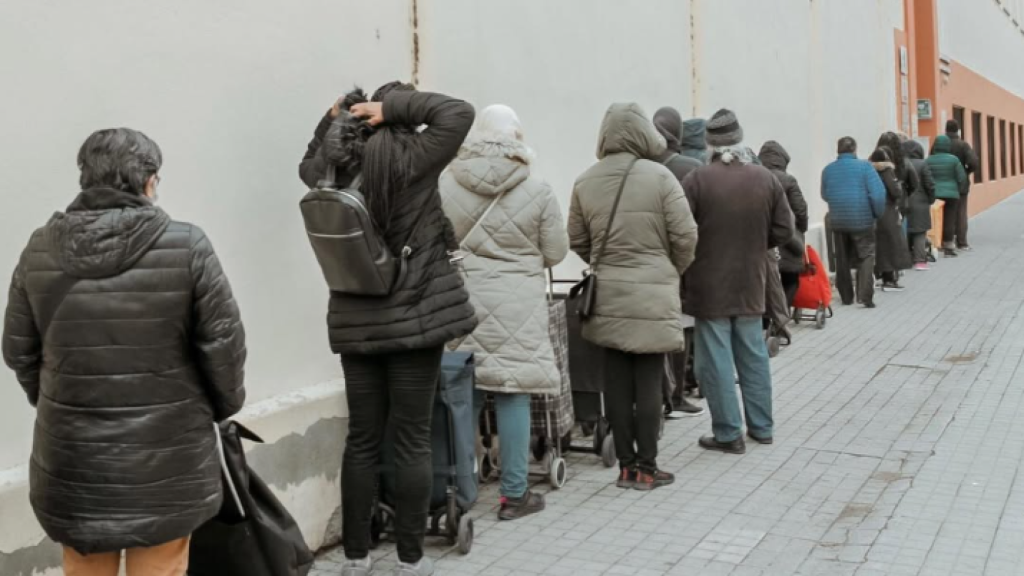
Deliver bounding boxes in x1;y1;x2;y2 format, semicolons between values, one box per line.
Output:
188;421;315;576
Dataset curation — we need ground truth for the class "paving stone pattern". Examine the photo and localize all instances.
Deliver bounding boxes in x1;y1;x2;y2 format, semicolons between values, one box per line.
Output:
313;192;1024;575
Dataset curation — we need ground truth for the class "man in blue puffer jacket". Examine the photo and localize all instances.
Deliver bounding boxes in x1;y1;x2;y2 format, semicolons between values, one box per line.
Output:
821;136;886;308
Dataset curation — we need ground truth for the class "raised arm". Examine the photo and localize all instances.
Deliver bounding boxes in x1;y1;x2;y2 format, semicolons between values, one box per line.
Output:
382;91;475;182
299;111;334;189
189;227;247;421
2;259;41;406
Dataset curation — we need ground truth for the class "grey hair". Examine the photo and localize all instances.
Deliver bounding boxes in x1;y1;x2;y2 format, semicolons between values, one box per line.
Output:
837;136;857;155
77;128;163;194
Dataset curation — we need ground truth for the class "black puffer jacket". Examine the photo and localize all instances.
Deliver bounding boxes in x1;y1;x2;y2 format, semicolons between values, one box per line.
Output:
2;187;246;554
946;132;980;192
301;91;478;354
758;141;808;274
901;140;937;234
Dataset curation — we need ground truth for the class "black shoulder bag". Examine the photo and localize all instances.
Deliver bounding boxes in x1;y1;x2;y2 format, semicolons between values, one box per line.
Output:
568;159;637;319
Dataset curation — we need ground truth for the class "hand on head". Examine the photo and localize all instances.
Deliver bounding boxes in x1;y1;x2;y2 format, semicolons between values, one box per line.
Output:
349;102;385;126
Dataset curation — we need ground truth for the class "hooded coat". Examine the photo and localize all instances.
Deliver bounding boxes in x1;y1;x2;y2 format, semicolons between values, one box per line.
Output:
2;187;246;554
440;110;568;395
945;130;980;192
653;107;704;183
299;91;479;355
901;140;937;234
928;135;969;201
758;141;809;274
568;103;699;354
871;160;913;274
680;118;710;164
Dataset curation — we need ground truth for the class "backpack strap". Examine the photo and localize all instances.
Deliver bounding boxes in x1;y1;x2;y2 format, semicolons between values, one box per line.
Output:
459;190;507;252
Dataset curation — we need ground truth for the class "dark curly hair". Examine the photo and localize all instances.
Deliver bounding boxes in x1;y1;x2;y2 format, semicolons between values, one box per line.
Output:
323;81;417;234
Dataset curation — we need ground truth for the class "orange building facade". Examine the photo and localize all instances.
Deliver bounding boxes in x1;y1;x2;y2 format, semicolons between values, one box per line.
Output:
905;0;1024;216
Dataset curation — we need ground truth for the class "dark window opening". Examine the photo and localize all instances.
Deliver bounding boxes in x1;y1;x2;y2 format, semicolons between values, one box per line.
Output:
953;107;966;137
1000;119;1008;179
1013;122;1018;176
973;112;984;184
988;116;997;182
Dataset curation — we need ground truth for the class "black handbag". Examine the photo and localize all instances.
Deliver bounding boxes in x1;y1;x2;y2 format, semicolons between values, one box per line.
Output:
188;422;314;576
568;159;637;319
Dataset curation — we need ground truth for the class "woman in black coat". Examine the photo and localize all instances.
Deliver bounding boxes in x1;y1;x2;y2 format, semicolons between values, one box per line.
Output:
299;83;476;576
3;128;246;574
901;140;937;269
870;147;913;290
758;141;808;306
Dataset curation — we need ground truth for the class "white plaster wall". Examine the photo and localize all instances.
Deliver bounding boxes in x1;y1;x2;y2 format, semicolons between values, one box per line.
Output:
938;0;1024;97
416;0;693;277
0;0;413;471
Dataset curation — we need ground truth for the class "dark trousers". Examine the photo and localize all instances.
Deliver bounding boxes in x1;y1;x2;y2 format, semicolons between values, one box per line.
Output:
666;328;697;409
340;346;443;564
833;229;876;306
604;348;665;472
956;194;970;247
910;232;929;263
780;271;800;308
942;199;960;248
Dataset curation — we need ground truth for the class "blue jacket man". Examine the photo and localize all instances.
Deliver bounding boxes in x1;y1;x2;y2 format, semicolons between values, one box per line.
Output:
821;144;886;232
820;137;885;308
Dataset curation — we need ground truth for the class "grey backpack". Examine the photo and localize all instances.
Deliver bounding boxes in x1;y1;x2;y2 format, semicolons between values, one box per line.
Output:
300;166;424;296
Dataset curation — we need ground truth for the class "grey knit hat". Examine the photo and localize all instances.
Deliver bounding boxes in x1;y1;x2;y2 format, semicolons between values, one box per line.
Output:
706;109;744;147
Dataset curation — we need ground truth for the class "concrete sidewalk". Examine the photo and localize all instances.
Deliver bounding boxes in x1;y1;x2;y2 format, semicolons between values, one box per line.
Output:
313;192;1024;576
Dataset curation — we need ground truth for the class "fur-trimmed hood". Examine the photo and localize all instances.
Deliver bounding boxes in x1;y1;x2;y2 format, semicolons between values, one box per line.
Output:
872;160;895;172
449;136;533;198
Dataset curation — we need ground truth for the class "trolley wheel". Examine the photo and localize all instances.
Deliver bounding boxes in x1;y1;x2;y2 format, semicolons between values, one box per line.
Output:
489;445;502;471
445;495;459;544
457;515;474;555
767;336;781;358
479;452;495;484
601;433;616;468
815;307;827;330
792;308;801;324
593;419;610;454
549;457;568;489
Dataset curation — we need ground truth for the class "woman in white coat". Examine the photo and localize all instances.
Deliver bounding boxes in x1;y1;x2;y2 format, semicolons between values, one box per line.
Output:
441;105;568;521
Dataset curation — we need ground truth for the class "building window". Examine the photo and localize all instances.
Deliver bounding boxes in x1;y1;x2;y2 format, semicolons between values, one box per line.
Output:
953;107;966;138
1019;124;1024;176
988;116;997;181
1013;122;1019;176
973;112;984;184
1000;119;1008;179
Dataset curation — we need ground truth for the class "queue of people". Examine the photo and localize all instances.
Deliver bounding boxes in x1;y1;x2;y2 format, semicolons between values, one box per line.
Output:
0;79;981;576
821;120;979;308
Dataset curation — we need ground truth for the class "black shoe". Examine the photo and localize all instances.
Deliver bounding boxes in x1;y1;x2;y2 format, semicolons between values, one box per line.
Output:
944;249;958;257
958;245;972;252
498;490;545;521
863;301;876;309
634;469;675;491
698;435;746;454
881;282;905;292
747;431;773;445
616;467;638;489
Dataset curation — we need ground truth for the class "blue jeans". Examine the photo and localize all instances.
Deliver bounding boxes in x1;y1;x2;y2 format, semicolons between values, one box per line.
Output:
694;317;774;442
475;391;530;498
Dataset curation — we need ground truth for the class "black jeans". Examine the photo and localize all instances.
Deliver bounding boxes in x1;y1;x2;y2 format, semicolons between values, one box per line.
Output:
956;194;970;247
780;271;800;308
604;348;665;472
910;232;929;263
833;229;876;306
340;346;443;564
942;198;960;248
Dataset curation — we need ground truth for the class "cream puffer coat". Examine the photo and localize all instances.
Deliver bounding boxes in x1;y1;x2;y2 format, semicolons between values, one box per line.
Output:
568;103;699;354
440;137;569;395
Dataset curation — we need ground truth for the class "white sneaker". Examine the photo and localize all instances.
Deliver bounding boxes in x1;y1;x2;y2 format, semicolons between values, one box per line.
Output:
396;557;434;576
342;556;372;576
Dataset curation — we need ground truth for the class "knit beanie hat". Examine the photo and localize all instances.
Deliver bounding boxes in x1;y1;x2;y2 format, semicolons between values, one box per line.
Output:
706;109;744;147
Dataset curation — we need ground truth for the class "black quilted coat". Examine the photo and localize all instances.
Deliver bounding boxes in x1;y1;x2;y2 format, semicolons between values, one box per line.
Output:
300;91;478;354
2;187;247;554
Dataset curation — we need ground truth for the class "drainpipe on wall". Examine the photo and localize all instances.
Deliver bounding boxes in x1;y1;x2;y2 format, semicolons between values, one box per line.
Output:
690;0;700;117
411;0;420;87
